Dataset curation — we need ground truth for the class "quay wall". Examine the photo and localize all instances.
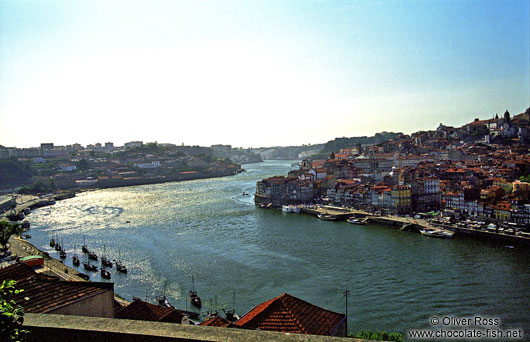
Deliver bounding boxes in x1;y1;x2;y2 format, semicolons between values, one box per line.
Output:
267;204;530;247
24;313;364;342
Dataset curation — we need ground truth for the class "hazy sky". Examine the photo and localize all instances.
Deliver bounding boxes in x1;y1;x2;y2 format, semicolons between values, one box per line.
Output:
1;0;529;148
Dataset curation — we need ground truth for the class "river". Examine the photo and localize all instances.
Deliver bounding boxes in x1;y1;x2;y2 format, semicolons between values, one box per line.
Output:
26;160;530;336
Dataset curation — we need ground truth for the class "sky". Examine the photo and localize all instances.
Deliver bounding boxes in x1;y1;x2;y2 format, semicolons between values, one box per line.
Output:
0;0;529;148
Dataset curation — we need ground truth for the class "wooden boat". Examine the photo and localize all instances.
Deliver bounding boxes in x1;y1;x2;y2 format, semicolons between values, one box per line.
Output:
157;295;172;308
101;269;111;279
223;291;240;322
82;236;89;254
101;245;112;267
420;227;453;238
347;218;366;225
116;250;127;273
317;213;338;221
190;275;202;309
49;235;55;247
88;251;98;261
83;261;97;271
72;244;80;266
60;250;66;259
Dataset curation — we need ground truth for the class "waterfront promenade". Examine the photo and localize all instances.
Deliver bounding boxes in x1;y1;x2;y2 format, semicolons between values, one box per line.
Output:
297;204;530;246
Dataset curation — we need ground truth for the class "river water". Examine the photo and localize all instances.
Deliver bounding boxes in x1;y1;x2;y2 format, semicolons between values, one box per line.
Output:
27;160;530;336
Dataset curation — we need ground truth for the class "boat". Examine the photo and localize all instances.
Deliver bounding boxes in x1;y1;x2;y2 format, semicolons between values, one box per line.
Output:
190;275;202;309
82;236;89;254
420;227;453;238
101;269;111;279
49;234;55;247
157;295;173;308
347;218;366;225
88;251;98;261
116;250;127;273
223;291;240;322
83;261;97;271
101;245;112;267
317;213;338;221
282;205;291;212
23;234;31;239
116;262;127;273
72;244;80;266
60;249;66;259
55;237;62;251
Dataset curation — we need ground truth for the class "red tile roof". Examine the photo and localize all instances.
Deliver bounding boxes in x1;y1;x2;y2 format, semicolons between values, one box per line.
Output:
234;293;345;336
200;316;234;327
0;263;113;314
115;298;185;323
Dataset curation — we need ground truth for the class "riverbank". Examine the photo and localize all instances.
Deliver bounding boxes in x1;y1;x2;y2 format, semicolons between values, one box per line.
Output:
5;236;130;306
276;204;530;246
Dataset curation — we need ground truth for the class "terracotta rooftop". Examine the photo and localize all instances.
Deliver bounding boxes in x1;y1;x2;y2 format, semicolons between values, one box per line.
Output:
0;263;113;314
234;293;345;336
200;316;235;327
115;298;186;323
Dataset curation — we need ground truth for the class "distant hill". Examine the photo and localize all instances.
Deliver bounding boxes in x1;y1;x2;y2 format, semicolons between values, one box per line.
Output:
322;132;403;152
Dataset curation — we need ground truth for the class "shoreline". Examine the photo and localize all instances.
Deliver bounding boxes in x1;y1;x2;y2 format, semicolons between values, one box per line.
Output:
264;203;530;247
6;236;131;306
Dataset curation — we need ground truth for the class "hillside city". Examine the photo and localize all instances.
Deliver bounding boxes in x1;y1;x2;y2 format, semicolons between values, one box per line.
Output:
256;109;530;229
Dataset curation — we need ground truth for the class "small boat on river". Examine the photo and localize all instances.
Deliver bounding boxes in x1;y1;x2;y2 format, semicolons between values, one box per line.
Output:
317;213;338;221
88;251;98;261
190;275;202;309
347;218;366;225
72;244;80;266
101;245;112;267
101;269;111;279
116;250;127;273
82;236;89;254
83;261;97;271
420;227;453;238
223;291;240;322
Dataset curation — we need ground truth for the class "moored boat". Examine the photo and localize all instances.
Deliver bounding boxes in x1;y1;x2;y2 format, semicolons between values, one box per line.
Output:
88;251;98;261
101;245;112;267
420;227;453;238
347;218;366;225
73;255;80;266
190;275;202;309
317;213;338;221
101;269;111;279
83;261;97;271
82;236;89;254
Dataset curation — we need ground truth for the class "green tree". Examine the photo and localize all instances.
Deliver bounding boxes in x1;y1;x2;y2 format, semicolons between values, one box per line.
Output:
0;221;23;250
0;280;27;342
519;175;530;183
